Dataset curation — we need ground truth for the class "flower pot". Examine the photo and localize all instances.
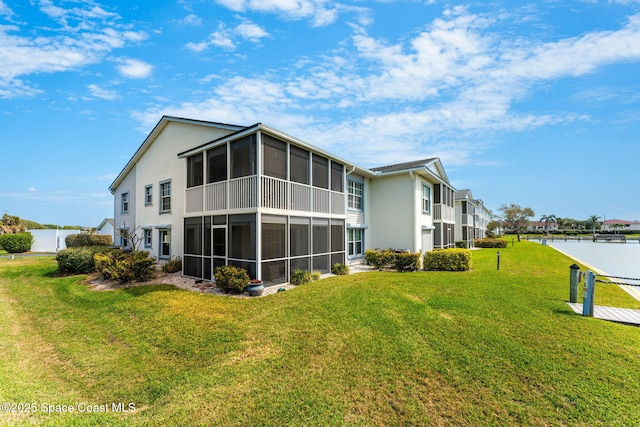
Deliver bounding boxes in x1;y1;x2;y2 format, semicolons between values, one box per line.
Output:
246;280;264;297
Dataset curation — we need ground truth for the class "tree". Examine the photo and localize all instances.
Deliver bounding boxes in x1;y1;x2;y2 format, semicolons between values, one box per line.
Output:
499;204;535;242
0;213;26;234
486;220;502;237
585;215;601;234
115;224;144;251
540;214;557;235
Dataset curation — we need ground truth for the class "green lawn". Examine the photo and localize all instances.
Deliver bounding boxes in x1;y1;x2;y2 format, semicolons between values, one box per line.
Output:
1;242;639;426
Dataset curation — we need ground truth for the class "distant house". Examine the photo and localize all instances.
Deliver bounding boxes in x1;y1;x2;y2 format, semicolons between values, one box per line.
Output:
96;218;114;239
109;116;490;283
454;190;493;247
527;221;559;232
602;219;640;232
28;229;82;252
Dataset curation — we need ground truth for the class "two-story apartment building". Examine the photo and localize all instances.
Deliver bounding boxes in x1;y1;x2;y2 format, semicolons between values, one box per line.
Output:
110;116;484;284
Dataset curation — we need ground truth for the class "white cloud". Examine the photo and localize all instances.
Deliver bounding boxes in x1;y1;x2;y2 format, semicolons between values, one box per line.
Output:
187;20;268;51
235;22;269;42
178;13;203;26
0;2;148;97
27;187;37;192
116;58;153;78
215;0;340;26
87;84;118;100
136;9;640;167
0;0;14;19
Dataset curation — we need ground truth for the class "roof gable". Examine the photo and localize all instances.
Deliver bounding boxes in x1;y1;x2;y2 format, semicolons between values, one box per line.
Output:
370;157;452;186
109;116;244;193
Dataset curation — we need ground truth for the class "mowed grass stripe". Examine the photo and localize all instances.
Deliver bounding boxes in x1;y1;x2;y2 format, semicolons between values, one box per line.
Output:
0;243;639;426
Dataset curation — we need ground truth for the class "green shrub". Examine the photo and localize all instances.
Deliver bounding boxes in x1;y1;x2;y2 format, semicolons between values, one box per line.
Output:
65;234;112;248
392;252;421;272
0;232;33;253
214;265;250;294
161;257;182;273
57;246;110;274
474;238;507;248
365;249;395;269
423;249;472;272
290;269;321;285
331;263;349;275
93;250;156;283
455;241;468;249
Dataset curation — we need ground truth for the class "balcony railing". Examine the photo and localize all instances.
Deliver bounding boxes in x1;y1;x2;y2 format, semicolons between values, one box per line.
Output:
434;203;455;222
185;175;344;215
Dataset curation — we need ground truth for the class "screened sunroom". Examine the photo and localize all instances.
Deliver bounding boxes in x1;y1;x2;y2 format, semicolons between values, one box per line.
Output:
178;125;348;284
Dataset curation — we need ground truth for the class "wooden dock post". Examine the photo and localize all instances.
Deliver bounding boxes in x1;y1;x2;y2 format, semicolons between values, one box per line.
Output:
569;264;580;303
582;271;595;317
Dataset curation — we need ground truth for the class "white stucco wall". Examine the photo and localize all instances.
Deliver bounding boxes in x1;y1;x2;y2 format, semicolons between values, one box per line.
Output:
368;173;436;254
133;121;238;259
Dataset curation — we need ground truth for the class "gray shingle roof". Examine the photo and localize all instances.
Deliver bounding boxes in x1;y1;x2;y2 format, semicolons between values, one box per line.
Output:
370;158;438;173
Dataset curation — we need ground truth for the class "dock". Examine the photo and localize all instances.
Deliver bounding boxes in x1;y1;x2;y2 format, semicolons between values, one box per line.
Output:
567;303;640;326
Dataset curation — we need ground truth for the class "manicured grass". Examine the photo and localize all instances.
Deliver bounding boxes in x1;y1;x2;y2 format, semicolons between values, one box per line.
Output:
1;244;639;426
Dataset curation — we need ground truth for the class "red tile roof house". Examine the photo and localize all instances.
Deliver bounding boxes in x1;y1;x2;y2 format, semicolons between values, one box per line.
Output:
602;219;640;232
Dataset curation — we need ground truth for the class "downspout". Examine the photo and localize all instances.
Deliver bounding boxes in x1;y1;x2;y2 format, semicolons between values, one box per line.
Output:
409;171;419;253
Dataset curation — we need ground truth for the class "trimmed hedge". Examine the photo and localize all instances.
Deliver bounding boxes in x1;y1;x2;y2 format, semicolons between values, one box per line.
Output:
365;249;421;271
423;248;472;272
65;234;112;248
393;252;421;272
214;265;250;294
365;250;396;269
331;263;349;275
290;269;321;285
474;238;507;248
56;246;110;274
94;250;156;283
0;232;33;253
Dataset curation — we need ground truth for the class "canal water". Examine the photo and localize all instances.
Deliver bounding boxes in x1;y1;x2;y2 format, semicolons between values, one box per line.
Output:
544;240;640;285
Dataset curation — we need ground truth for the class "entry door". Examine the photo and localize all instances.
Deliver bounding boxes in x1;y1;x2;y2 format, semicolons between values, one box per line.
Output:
212;226;226;271
421;230;433;253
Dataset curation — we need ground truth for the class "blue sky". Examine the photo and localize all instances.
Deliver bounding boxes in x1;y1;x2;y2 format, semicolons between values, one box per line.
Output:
1;0;639;227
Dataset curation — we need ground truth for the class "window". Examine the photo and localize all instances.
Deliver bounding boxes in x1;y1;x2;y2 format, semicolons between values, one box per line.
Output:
312;218;329;254
144;185;153;206
263;135;287;179
160;180;171;213
312;154;328;189
121;192;129;213
184;217;203;255
144;229;152;248
422;184;431;213
207;145;227;183
290;146;309;184
187;153;204;188
331;219;344;252
348;228;364;257
231;135;256;178
348;180;363;210
262;215;286;260
229;214;256;260
330;161;344;192
290;217;310;257
159;229;171;258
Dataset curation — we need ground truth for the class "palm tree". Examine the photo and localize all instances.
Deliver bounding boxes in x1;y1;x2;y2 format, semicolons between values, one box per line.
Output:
540;214;557;236
586;215;601;235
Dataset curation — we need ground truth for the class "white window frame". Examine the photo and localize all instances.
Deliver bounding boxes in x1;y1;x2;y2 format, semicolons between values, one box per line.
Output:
159;180;171;214
422;184;431;214
348;180;363;210
143;229;152;248
348;228;364;257
144;185;153;206
121;192;129;214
